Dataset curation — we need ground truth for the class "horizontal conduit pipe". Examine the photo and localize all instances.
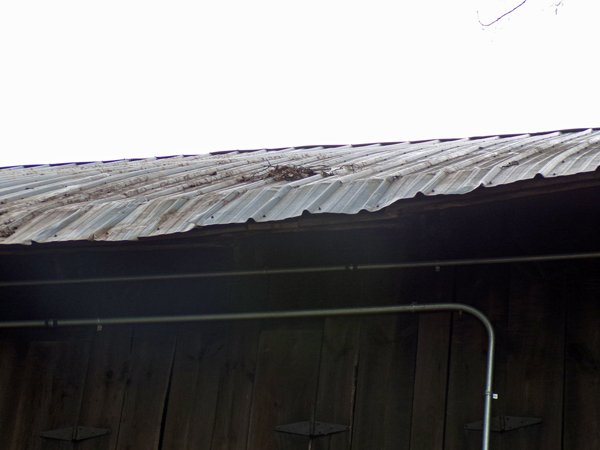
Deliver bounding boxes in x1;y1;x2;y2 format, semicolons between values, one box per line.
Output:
1;250;600;288
0;303;496;450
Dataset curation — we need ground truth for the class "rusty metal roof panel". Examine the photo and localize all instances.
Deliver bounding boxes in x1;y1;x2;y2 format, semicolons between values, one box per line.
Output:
2;128;600;244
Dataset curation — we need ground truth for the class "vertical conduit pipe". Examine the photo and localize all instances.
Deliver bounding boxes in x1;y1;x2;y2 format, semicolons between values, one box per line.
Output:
0;302;495;450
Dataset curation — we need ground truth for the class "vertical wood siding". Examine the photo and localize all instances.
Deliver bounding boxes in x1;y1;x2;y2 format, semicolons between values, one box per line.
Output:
0;262;598;449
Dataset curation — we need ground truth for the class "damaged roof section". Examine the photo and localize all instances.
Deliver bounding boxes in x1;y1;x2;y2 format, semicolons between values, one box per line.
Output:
1;128;600;244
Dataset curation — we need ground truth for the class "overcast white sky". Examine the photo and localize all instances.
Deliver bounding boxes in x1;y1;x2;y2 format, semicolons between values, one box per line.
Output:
0;0;598;166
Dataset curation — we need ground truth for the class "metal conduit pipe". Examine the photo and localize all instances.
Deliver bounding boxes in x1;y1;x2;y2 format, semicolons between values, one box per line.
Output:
0;303;496;450
0;250;599;288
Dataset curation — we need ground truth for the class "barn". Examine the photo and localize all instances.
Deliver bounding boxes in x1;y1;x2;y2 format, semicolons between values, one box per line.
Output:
0;128;599;450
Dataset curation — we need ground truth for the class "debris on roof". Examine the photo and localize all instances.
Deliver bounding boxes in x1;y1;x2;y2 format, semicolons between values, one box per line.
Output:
268;165;319;181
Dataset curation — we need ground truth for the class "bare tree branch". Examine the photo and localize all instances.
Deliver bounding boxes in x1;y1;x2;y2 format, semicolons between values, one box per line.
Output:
554;0;564;15
478;0;529;26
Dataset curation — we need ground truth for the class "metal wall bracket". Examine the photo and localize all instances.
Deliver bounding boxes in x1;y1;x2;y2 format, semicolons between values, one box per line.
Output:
465;416;542;433
40;426;109;442
275;421;349;438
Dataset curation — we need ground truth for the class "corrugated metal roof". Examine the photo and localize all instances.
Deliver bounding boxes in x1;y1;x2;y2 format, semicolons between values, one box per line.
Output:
2;128;600;245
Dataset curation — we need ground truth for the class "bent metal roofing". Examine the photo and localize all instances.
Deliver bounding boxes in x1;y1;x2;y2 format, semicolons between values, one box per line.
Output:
1;128;600;245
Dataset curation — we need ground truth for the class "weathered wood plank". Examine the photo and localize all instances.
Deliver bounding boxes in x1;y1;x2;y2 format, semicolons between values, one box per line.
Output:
351;314;418;450
246;322;323;450
77;326;134;450
114;326;176;450
313;317;361;450
210;322;260;450
0;334;28;449
563;263;600;449
160;323;228;450
409;313;452;450
9;332;92;450
408;268;453;450
500;264;565;450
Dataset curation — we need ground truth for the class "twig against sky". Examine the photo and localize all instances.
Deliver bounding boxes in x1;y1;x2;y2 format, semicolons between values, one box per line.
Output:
478;0;528;26
554;1;564;15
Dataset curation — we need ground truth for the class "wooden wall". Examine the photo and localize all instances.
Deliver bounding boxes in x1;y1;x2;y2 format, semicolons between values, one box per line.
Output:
0;260;598;449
